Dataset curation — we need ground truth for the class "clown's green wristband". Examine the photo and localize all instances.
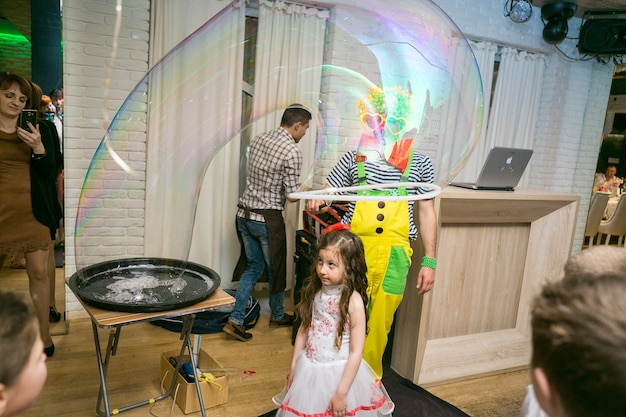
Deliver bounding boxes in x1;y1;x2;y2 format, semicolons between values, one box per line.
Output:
420;256;437;270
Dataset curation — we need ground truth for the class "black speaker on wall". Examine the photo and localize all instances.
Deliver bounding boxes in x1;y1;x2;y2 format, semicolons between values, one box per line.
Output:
578;18;626;55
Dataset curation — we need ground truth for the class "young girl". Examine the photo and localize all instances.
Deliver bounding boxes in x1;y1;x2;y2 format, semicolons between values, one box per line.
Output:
0;290;48;417
274;229;394;417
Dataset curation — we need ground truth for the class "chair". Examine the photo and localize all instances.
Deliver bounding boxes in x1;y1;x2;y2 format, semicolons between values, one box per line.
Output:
598;194;626;246
584;192;609;247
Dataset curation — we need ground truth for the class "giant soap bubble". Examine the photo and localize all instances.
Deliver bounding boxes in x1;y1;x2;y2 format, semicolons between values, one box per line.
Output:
74;0;483;279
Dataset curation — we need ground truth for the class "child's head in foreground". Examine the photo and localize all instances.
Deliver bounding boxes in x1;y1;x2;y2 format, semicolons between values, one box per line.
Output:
0;291;47;417
530;246;626;417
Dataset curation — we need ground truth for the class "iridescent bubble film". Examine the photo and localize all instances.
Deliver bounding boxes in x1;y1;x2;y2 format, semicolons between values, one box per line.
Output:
75;0;483;277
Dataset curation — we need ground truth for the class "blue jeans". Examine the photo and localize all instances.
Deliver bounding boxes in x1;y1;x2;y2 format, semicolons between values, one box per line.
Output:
229;216;285;326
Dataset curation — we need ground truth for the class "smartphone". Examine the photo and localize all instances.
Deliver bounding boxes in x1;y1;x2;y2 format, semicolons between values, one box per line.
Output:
20;109;38;132
45;111;55;122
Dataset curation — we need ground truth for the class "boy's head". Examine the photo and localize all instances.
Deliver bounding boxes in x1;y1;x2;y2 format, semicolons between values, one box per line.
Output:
530;247;626;417
0;291;47;417
280;104;312;143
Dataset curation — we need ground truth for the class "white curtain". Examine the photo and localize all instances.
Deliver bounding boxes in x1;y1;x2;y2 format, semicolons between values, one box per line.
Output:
433;36;490;185
451;41;498;182
451;43;546;183
252;0;327;155
148;1;234;65
145;1;246;283
248;0;327;290
480;47;546;185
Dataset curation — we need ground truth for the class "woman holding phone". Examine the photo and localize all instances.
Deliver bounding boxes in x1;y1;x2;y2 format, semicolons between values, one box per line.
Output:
0;72;61;357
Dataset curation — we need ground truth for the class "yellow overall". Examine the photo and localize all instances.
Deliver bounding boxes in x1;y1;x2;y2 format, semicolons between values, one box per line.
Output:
351;157;413;377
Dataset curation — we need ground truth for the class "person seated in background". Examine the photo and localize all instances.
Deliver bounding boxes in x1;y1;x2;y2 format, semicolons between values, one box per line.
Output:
521;246;626;417
593;164;622;192
0;290;48;417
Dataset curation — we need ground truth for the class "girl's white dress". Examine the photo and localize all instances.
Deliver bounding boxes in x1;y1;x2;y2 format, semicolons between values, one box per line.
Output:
274;284;394;416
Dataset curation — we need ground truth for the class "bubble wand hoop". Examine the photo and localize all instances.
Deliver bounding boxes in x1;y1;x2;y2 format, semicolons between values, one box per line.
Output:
289;182;441;202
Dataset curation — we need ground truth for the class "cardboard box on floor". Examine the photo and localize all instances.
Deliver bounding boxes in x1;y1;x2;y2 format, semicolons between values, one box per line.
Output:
160;348;228;414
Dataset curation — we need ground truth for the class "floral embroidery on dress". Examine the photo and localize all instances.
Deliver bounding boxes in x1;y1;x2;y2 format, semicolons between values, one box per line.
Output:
327;295;340;315
305;342;318;359
320;316;334;336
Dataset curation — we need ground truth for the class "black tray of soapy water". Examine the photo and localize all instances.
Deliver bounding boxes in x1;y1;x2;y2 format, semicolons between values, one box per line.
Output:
68;257;221;313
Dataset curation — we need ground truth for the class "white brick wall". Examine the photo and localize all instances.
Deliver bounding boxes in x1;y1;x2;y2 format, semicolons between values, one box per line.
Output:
62;0;611;314
63;0;150;315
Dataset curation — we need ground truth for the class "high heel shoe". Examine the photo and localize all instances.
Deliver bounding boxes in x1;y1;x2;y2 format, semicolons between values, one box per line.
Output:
44;343;55;357
49;306;61;323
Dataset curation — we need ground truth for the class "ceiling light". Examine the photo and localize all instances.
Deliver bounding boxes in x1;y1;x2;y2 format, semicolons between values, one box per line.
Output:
541;2;577;44
507;0;533;23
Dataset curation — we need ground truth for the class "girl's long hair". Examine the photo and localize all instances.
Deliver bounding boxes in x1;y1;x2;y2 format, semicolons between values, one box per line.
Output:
296;230;369;349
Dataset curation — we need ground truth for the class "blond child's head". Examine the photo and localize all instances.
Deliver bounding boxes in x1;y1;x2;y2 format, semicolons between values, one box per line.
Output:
530;247;626;417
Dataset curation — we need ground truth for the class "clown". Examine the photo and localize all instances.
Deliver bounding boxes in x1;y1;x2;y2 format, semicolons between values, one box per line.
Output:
307;86;437;377
356;85;414;171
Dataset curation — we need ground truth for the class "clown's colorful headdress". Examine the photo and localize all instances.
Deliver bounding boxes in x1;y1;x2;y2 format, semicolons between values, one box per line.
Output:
357;85;412;120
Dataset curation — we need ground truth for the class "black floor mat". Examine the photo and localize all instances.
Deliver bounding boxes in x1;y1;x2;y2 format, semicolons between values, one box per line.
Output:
378;366;469;417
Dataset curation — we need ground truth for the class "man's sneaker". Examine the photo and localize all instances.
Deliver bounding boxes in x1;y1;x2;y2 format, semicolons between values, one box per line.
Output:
223;320;253;342
269;313;295;327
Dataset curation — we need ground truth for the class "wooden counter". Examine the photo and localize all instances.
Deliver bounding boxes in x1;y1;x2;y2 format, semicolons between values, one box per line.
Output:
390;187;580;386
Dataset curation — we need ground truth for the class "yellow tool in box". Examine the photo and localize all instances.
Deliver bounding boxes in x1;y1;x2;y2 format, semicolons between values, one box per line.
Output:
198;373;223;390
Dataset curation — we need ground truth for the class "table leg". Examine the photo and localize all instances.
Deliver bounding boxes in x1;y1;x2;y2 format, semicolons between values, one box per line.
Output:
90;314;207;417
93;322;120;416
180;314;207;417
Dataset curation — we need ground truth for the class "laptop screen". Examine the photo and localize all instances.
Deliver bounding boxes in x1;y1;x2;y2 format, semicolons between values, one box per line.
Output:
450;147;533;191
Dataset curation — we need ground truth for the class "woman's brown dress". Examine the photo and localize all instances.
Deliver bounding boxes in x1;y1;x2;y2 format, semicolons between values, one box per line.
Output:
0;129;50;255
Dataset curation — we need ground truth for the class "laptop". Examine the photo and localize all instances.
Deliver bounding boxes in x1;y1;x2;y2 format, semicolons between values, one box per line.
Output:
450;147;533;191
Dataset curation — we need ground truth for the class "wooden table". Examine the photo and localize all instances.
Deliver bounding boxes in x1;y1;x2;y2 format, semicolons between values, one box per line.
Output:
391;187;579;386
70;288;234;417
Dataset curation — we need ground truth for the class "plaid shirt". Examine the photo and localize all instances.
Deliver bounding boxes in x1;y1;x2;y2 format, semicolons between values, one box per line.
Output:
237;127;302;222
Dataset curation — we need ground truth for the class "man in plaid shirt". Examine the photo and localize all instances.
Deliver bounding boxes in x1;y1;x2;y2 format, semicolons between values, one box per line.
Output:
224;104;312;342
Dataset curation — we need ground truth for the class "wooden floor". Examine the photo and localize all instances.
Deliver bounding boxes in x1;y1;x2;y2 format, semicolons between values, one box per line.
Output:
0;259;68;336
12;315;530;416
2;264;530;417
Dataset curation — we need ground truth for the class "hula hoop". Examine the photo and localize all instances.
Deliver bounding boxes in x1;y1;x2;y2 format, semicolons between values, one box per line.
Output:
288;182;441;202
